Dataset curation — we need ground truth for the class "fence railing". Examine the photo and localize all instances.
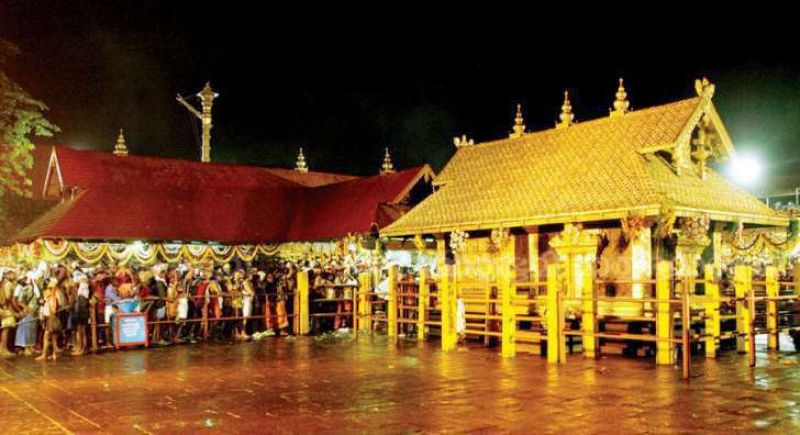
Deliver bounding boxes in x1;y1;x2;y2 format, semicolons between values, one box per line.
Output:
87;262;799;380
349;262;799;380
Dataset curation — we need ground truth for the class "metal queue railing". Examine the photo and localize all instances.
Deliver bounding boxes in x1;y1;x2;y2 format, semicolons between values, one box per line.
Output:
88;290;299;351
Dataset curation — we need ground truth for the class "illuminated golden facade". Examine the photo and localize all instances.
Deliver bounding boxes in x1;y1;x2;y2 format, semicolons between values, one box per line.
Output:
384;78;789;318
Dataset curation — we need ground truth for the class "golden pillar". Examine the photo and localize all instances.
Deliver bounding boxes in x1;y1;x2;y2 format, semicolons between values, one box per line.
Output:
548;224;598;301
734;265;752;353
527;231;540;288
546;264;565;363
498;233;516;358
387;264;398;340
297;270;310;335
418;266;430;341
655;261;674;365
765;266;779;350
581;259;598;358
440;264;457;351
704;263;720;358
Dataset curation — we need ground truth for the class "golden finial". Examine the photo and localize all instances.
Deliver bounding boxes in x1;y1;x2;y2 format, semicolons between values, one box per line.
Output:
610;77;630;117
453;135;475;149
556;90;575;129
295;147;308;172
113;128;129;157
694;76;715;99
380;147;395;175
509;103;526;138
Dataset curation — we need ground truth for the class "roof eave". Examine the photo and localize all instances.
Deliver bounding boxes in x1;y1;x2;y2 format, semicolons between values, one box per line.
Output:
381;205;663;236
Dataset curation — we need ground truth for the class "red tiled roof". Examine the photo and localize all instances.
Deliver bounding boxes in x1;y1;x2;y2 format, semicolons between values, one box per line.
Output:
263;167;359;187
10;145;433;244
287;167;434;241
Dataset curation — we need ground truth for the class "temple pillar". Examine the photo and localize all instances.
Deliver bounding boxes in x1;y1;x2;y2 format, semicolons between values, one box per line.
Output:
527;230;540;288
549;224;598;302
765;266;779;350
704;263;720;358
498;233;516;357
655;261;674;365
418;267;430;341
734;265;752;353
387;264;398;340
549;224;598;359
631;228;652;300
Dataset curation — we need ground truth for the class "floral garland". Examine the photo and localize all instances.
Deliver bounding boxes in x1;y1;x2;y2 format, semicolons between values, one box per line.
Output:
2;240;291;266
449;230;469;255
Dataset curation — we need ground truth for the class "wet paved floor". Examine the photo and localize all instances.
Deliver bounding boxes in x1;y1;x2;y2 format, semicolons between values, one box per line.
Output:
1;335;800;434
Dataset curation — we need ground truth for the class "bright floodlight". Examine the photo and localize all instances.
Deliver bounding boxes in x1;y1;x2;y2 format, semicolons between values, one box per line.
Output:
729;155;762;186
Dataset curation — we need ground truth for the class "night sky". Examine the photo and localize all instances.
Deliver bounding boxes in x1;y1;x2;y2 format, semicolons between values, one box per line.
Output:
2;3;798;192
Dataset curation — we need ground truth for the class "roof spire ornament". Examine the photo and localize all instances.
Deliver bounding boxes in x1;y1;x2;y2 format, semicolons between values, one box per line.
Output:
380;147;395;175
694;76;715;99
556;90;575;129
453;135;475;149
113;128;129;157
610;77;630;118
509;103;526;138
295;147;308;172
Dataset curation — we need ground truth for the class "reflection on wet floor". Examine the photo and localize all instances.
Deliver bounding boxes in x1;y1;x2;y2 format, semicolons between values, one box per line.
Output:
1;334;800;433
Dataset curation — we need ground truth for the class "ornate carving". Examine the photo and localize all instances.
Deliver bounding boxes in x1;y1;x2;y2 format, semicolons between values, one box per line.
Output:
655;204;677;238
621;212;646;242
678;214;711;247
549;223;598;253
449;230;469;254
488;227;510;254
690;113;713;179
453;135;475;149
694;76;715;99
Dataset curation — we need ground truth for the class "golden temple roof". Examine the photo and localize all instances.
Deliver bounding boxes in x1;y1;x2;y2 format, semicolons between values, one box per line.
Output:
384;92;785;236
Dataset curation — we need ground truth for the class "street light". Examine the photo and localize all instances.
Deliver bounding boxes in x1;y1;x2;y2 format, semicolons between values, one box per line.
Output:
728;154;763;187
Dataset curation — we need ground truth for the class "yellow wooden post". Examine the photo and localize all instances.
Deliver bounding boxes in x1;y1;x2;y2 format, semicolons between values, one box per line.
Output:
501;264;516;358
656;261;674;365
418;267;429;341
748;283;757;367
546;264;564;363
90;299;99;353
734;265;752;353
387;264;398;340
681;279;691;379
297;270;310;335
202;295;209;339
704;264;720;358
441;264;456;351
358;272;370;333
582;260;597;358
765;266;779;350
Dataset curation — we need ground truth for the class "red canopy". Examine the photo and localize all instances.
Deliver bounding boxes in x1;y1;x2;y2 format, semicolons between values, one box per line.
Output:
10;145;433;244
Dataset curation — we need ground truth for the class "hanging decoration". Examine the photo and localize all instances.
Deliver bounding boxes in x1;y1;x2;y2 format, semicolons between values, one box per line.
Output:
487;227;510;254
0;239;300;267
678;214;711;245
449;230;469;255
621;212;646;243
655;204;677;238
